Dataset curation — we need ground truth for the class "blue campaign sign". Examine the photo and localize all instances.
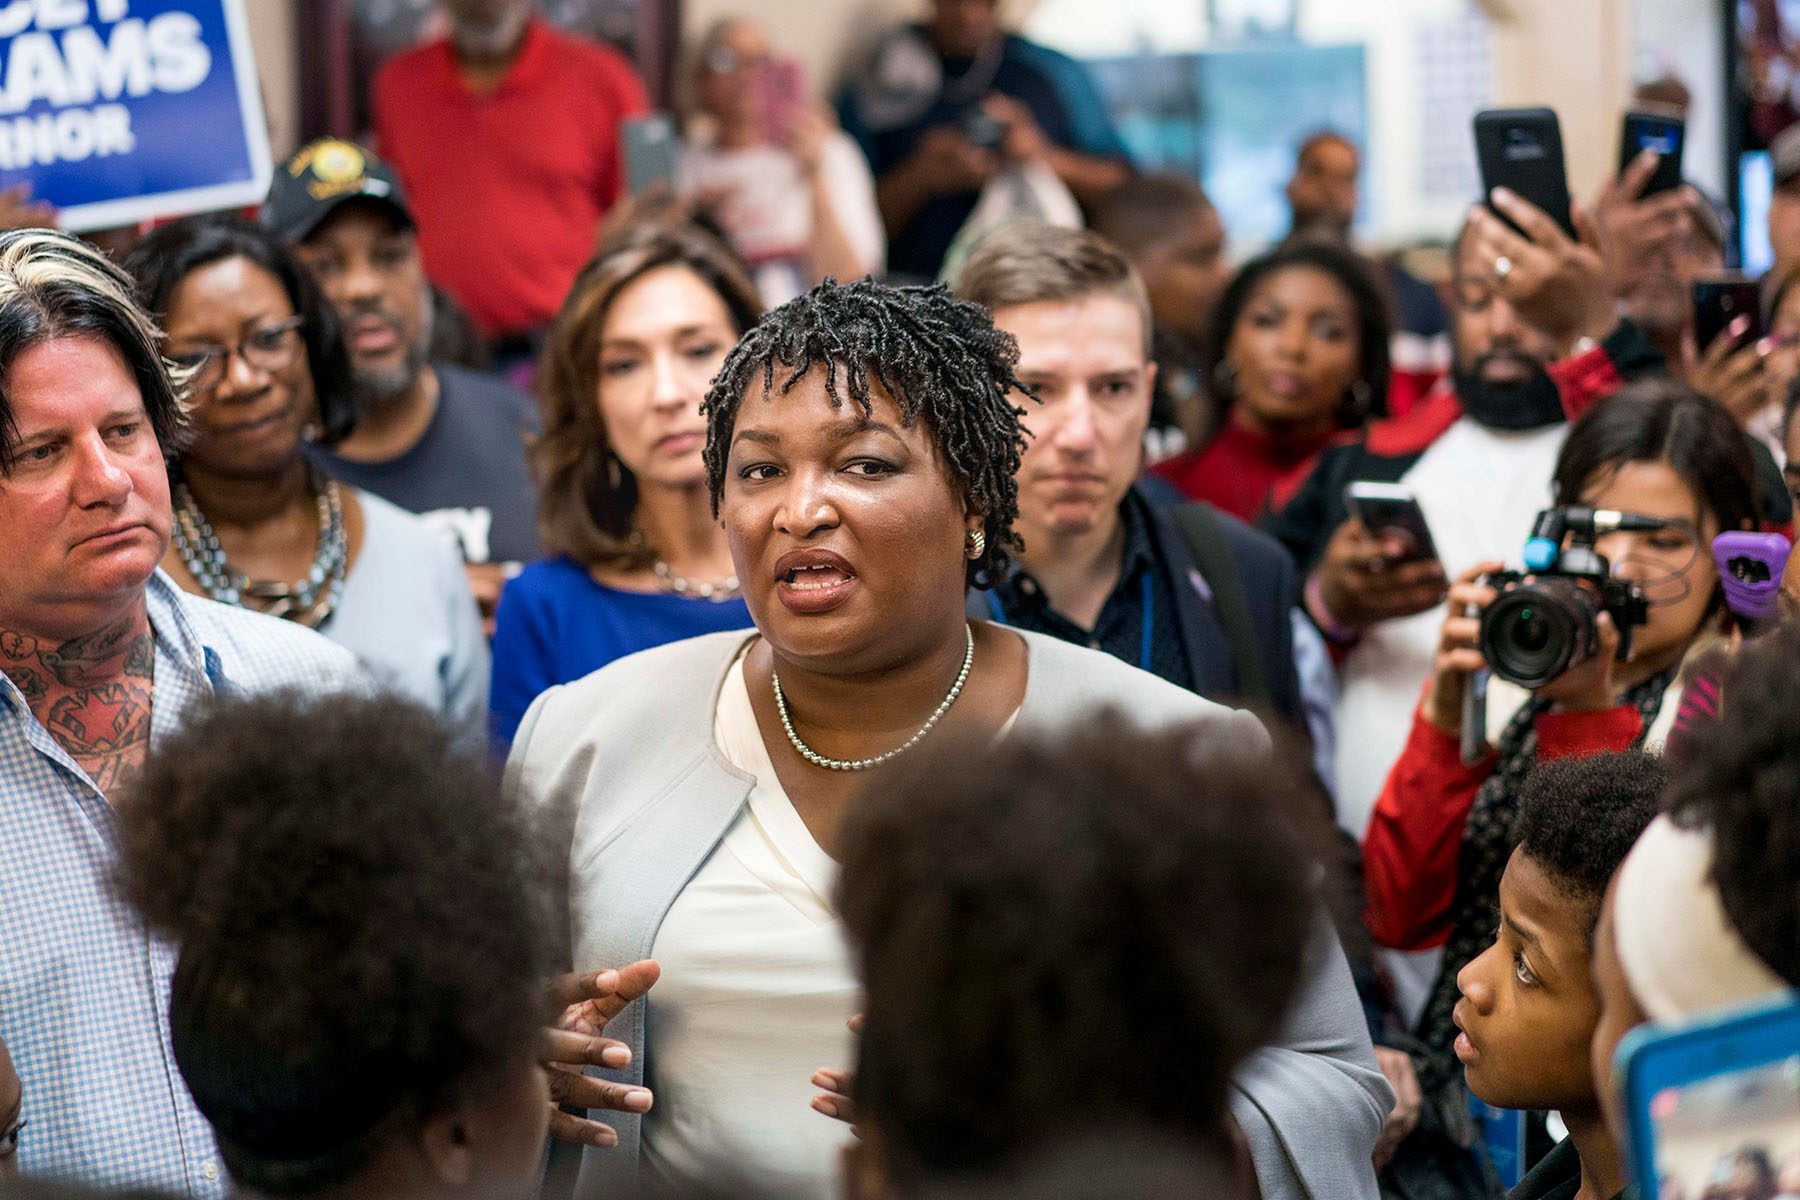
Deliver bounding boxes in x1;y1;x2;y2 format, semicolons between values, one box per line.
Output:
0;0;271;231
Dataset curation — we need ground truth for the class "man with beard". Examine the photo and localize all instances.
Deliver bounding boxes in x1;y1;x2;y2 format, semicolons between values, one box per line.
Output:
1262;192;1662;870
1257;189;1660;1194
265;140;540;632
372;0;647;349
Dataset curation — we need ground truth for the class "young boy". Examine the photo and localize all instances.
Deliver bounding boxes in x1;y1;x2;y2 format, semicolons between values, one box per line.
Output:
1451;750;1666;1200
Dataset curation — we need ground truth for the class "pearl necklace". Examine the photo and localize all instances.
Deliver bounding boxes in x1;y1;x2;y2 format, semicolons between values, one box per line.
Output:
772;624;975;771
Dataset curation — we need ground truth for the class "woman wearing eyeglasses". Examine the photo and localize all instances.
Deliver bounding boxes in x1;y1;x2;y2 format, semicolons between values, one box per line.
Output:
123;216;487;734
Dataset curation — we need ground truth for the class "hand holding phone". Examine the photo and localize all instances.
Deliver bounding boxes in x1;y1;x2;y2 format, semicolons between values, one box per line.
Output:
1346;483;1440;563
1475;108;1575;240
1693;276;1764;352
1687;277;1771;423
1596;117;1698;311
1618;110;1685;196
1310;486;1448;633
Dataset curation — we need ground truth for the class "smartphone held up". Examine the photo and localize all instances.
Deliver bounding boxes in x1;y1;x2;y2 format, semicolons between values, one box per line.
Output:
1474;107;1575;240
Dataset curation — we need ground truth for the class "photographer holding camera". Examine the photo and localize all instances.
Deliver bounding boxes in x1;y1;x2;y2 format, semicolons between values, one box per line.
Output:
1360;377;1759;1099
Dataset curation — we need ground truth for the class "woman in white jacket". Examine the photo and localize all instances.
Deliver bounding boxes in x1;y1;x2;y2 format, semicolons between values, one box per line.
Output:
507;278;1389;1199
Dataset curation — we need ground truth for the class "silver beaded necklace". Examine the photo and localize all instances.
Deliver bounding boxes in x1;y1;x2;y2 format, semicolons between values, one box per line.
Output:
772;624;975;771
651;556;740;601
170;465;347;628
628;530;740;601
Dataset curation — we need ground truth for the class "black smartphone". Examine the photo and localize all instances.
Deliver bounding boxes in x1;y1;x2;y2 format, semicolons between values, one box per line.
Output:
1345;482;1440;563
1619;110;1685;196
1474;107;1575;240
1692;275;1763;352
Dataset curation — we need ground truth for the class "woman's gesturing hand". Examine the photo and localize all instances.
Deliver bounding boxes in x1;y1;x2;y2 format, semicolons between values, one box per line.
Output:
540;961;661;1147
1422;562;1504;736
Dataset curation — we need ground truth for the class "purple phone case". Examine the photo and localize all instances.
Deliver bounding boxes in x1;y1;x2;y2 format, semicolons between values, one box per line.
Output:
1713;531;1791;621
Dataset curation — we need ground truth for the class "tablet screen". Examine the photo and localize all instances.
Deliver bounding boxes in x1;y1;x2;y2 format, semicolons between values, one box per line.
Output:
1643;1053;1800;1199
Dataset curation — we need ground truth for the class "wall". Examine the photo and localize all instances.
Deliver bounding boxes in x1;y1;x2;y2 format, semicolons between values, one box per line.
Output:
1632;0;1727;198
246;0;301;160
1487;0;1634;203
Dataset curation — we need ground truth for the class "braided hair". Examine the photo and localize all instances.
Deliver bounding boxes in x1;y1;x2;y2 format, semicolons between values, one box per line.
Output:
701;278;1032;586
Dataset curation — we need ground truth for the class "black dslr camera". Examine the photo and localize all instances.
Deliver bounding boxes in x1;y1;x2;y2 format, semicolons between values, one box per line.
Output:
1477;505;1661;688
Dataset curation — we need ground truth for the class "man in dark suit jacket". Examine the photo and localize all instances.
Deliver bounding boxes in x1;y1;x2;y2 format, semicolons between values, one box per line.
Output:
954;222;1309;728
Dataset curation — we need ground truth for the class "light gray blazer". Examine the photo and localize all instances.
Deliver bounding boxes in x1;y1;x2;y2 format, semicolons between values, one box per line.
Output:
505;627;1389;1200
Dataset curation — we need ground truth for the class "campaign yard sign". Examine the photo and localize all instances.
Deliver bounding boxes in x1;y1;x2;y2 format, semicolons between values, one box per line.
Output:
0;0;271;231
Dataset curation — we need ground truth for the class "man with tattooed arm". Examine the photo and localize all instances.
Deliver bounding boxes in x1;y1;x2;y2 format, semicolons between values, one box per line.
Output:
0;230;367;1196
0;230;660;1196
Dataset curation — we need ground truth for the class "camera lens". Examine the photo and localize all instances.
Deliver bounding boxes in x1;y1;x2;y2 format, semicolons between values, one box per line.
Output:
1511;607;1550;654
1479;579;1599;688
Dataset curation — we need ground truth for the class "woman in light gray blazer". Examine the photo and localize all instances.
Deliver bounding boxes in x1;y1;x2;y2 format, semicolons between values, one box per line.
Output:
506;279;1391;1199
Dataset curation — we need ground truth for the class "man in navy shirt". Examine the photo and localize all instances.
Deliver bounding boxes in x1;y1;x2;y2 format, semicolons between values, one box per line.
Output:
839;0;1132;279
265;139;542;633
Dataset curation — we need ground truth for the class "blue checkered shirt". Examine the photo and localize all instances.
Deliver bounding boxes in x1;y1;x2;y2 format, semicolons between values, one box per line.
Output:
0;571;363;1196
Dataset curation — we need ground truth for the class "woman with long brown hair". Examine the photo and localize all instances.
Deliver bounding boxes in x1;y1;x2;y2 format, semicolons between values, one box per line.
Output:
489;223;764;742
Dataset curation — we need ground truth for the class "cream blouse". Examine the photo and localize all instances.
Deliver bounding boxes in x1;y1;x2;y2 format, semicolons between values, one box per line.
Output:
639;651;858;1198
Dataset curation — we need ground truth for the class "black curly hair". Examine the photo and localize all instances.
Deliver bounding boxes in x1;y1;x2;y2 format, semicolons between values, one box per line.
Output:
836;712;1320;1191
1664;620;1800;987
700;277;1031;586
114;690;557;1195
1200;237;1392;445
1514;750;1666;941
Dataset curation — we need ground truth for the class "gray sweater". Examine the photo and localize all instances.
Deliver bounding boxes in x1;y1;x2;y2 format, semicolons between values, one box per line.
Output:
505;626;1389;1199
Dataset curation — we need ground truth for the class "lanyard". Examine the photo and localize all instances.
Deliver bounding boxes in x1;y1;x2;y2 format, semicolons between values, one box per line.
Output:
987;571;1155;674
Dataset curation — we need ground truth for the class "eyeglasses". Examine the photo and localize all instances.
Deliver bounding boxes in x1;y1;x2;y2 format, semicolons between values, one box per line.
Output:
168;315;306;395
702;45;767;75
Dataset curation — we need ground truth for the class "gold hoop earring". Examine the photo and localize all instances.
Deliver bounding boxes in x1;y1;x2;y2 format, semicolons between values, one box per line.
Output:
965;528;987;560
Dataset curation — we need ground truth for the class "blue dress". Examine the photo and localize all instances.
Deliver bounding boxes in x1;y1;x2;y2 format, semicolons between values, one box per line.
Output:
489;556;753;744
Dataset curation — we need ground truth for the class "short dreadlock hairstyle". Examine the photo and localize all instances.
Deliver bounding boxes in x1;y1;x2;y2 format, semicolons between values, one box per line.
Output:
701;278;1032;586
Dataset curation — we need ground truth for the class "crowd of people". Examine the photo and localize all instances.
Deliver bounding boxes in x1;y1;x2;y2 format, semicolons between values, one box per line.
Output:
0;1;1797;1199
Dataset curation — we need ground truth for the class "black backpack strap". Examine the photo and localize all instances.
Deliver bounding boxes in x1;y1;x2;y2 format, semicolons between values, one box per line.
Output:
1169;503;1270;707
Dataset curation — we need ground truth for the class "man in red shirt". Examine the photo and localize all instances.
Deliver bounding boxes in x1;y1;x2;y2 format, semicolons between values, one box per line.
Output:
373;0;649;346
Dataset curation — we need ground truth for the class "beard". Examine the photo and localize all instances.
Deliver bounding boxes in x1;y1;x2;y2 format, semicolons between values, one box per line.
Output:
353;348;428;411
349;300;433;414
1452;352;1565;431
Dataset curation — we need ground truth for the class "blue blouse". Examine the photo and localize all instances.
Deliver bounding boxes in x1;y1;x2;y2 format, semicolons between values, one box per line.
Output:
489;556;753;744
